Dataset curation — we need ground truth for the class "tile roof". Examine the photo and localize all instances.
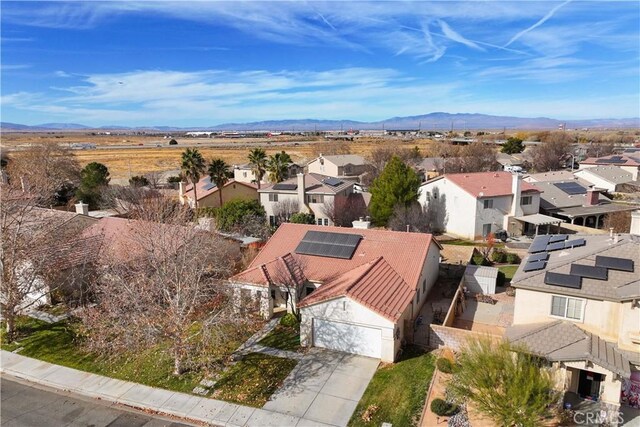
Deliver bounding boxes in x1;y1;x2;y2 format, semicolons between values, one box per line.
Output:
258;173;353;195
581;154;640;167
318;154;368;167
525;170;577;182
437;172;540;198
528;180;611;210
512;234;640;301
299;257;413;321
575;166;634;185
507;320;633;378
184;178;257;201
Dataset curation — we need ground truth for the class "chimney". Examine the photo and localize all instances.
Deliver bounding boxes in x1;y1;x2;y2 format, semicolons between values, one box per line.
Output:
352;218;371;229
178;181;185;196
297;173;306;212
75;201;89;215
631;210;640;236
510;172;523;217
584;187;599;207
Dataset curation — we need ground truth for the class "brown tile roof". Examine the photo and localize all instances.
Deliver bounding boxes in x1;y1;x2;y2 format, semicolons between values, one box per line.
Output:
507;320;633;378
440;172;540;198
258;173;353;195
184;178;257;201
299;257;414;321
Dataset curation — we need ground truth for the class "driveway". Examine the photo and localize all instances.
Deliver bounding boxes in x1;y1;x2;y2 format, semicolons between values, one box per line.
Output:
263;348;379;427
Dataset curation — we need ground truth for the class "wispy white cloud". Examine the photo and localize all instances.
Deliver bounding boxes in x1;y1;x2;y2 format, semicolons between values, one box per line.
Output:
0;64;31;71
438;20;484;51
505;0;572;47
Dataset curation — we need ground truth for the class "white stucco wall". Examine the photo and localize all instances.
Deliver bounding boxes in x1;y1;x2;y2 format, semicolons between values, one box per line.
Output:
308;159;340;177
419;179;477;240
574;170;617;193
564;360;623;406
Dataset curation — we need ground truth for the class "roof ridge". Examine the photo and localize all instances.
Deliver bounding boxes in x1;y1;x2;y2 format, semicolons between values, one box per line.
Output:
510;319;564;341
343;256;385;293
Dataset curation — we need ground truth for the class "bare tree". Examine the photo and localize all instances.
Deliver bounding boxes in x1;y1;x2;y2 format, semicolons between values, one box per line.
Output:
322;193;368;227
603;210;632;233
445;141;498;173
585;141;616;158
269;254;308;321
388;202;430;232
530;138;572;172
312;141;352;157
144;171;163;189
273;199;300;224
78;203;245;375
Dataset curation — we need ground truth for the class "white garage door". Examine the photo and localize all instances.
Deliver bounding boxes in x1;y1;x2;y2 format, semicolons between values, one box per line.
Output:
313;319;382;358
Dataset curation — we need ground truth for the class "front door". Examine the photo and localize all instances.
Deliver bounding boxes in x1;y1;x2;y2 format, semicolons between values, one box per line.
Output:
578;370;603;400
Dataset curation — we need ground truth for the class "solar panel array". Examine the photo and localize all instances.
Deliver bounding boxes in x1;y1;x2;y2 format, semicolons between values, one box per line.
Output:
596;157;626;164
295;230;362;259
595;256;634;272
523;260;547;272
546;241;566;252
564;238;586;249
272;183;298;191
323;177;344;187
549;234;568;243
528;235;551;253
570;264;608;280
553;182;587;195
202;182;216;191
528;252;549;263
544;272;582;289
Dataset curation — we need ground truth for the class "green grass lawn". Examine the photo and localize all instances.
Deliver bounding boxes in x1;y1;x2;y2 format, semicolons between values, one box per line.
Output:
211;352;297;407
498;265;519;282
349;346;435;427
258;325;300;351
0;316;256;396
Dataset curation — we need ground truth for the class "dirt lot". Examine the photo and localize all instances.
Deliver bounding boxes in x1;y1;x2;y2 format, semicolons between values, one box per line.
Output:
2;132;436;180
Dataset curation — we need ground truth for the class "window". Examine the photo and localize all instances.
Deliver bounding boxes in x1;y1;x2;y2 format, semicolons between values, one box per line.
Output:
306;194;324;204
551;295;583;320
317;218;323;225
243;171;247;178
416;288;421;302
269;215;276;226
268;193;278;202
521;195;532;206
323;218;329;226
422;279;427;293
482;223;492;237
483;199;494;209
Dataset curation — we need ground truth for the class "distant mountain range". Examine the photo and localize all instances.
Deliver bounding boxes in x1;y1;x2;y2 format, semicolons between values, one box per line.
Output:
2;113;638;132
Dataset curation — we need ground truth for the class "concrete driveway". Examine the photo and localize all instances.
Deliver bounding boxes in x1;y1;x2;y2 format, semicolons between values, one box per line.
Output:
263;348;379;427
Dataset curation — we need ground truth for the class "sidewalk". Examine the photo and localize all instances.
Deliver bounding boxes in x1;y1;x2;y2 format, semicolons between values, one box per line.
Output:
0;350;333;427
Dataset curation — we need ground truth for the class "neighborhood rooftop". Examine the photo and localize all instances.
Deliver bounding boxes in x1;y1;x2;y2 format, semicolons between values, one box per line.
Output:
428;171;540;198
259;173;353;194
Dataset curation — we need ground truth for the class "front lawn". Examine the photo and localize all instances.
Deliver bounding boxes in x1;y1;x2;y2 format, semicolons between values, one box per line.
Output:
211;352;297;407
0;316;256;396
349;346;435;427
258;325;300;351
498;265;519;282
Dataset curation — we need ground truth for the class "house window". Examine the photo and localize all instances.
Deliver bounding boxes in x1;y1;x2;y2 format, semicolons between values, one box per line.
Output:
323;218;329;226
550;295;583;320
317;218;323;225
416;288;420;302
483;199;493;209
306;194;324;204
268;193;278;202
269;215;276;226
243;171;247;178
422;279;426;293
482;224;492;237
521;195;532;206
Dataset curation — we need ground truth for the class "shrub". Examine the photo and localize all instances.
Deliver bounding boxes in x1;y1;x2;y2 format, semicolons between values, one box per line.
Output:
289;212;315;224
506;253;521;264
430;398;458;417
436;357;454;373
279;313;299;328
167;176;182;184
491;250;507;263
215;199;266;232
169;139;178;145
129;175;149;187
472;255;491;266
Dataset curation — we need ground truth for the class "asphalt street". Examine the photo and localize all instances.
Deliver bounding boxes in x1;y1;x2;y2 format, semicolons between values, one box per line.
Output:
0;377;196;427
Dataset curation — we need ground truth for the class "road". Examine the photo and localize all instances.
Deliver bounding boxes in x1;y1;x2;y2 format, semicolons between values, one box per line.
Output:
0;376;197;427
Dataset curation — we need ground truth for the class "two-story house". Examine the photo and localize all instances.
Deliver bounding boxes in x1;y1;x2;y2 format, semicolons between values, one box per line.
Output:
306;154;370;181
507;232;640;412
259;173;354;226
229;223;442;362
418;171;549;240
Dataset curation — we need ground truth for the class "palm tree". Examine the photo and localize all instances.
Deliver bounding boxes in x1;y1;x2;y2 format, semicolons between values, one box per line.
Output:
208;158;231;207
267;151;293;183
180;148;206;209
247;148;267;189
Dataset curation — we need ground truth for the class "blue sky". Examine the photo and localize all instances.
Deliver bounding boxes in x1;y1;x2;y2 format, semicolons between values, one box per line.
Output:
1;1;639;127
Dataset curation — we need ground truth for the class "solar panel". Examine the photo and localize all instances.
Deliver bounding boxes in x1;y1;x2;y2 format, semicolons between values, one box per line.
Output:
272;183;298;191
323;177;344;187
523;260;547;272
549;234;568;243
527;252;549;263
295;231;363;259
564;238;586;249
546;241;566;252
529;235;551;253
570;264;608;280
553;182;587;195
595;256;634;272
202;183;216;191
544;272;582;289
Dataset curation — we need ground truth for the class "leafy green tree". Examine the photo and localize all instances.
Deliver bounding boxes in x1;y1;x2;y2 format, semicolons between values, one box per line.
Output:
180;148;206;209
501;137;524;154
447;338;558;427
248;148;268;189
129;175;150;187
289;212;315;224
215;199;266;232
76;162;110;208
267;151;293;183
208;158;232;207
369;156;420;226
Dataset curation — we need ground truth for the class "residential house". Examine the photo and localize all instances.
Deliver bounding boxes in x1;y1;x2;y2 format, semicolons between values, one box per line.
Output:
306;154;369;181
233;164;262;185
416;157;463;180
580;154;640;180
507;232;640;411
179;177;258;209
574;166;636;194
259;173;354;226
418;171;550;240
229;223;442;361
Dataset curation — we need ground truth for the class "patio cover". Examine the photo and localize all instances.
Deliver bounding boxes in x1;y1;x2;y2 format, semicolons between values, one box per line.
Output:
557;203;638;219
514;213;564;226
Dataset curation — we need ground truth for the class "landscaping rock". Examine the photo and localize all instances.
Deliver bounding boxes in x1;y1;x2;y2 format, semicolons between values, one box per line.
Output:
192;386;209;396
200;378;217;388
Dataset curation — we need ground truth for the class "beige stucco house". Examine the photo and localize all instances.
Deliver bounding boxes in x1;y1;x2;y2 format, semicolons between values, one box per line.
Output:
179;177;258;209
306;154;369;180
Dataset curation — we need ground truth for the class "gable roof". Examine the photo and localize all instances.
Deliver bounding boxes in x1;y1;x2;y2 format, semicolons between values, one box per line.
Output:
184;178;257;201
231;223;440;288
581;154;640;167
575;166;634;185
507;320;633;378
430;172;540;198
258;173;353;195
527;180;611;210
512;234;640;302
315;154;367;167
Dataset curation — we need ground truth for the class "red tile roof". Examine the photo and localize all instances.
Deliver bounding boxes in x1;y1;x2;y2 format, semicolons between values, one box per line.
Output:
442;171;540;198
184;178;257;201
